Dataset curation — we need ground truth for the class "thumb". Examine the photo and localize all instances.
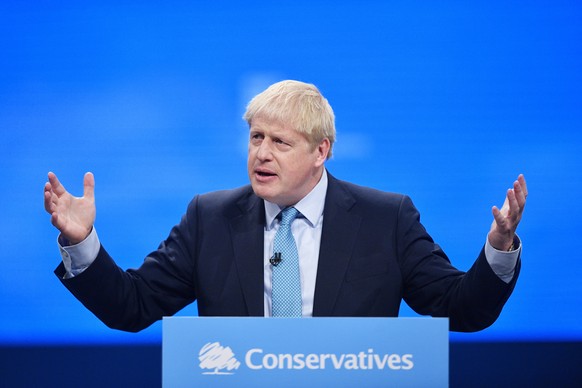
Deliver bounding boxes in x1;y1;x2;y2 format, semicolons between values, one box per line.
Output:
83;172;95;200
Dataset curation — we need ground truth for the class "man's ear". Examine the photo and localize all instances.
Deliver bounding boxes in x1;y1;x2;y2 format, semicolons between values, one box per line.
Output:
315;138;331;166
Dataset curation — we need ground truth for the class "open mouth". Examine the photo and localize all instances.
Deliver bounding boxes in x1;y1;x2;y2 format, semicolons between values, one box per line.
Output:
257;171;276;177
255;169;276;178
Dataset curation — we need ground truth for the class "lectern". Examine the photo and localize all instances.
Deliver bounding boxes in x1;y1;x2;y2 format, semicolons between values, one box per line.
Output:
163;317;448;387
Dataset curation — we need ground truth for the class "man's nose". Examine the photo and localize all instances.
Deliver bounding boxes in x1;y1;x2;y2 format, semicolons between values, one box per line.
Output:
256;139;273;161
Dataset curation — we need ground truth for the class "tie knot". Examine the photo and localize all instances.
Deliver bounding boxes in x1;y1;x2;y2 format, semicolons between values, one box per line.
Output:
280;207;299;226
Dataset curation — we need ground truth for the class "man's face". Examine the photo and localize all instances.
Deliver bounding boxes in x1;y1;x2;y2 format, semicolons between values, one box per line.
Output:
247;116;329;206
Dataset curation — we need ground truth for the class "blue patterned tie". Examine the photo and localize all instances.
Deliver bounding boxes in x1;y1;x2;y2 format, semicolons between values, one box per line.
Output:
271;207;302;317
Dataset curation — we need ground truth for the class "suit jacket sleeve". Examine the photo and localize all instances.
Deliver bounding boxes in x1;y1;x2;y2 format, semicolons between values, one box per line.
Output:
54;185;264;332
396;195;521;332
54;196;201;332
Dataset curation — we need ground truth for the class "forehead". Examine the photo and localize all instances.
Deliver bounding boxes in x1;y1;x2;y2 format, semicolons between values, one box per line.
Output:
250;117;298;136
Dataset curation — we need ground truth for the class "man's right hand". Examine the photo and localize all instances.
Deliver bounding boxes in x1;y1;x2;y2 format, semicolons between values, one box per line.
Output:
44;172;96;245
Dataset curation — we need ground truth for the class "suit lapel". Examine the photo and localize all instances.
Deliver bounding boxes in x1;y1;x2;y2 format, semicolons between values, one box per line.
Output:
229;191;265;316
313;175;362;316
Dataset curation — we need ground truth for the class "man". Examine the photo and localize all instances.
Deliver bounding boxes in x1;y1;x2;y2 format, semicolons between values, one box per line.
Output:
44;80;527;333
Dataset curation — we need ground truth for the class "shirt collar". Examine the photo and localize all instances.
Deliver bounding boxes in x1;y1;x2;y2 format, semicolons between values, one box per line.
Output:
264;169;328;230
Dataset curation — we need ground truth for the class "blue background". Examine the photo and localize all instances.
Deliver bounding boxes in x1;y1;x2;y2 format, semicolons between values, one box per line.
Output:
1;1;581;347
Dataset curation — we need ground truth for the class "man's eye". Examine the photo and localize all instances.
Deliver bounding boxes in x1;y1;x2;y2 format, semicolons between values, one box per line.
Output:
274;138;290;146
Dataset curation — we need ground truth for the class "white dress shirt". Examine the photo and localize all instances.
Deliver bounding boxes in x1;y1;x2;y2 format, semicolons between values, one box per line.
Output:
262;170;328;317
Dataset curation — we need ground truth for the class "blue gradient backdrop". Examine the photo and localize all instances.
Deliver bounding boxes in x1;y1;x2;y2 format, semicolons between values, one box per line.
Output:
1;1;580;345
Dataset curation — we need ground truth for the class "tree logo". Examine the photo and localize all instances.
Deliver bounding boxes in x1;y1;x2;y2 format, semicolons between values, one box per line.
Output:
198;342;241;375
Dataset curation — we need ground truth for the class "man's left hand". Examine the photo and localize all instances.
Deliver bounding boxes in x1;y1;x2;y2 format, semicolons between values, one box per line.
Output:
488;174;528;251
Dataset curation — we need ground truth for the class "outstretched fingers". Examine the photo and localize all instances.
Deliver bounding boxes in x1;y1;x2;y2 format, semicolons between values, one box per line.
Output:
506;186;520;220
489;174;528;251
83;172;95;201
44;173;65;214
508;176;527;224
514;174;527;209
492;204;508;231
492;175;528;232
43;182;53;213
47;171;67;196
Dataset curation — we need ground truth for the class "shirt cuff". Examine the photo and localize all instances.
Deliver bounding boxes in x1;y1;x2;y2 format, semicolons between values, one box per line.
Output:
484;234;521;284
58;228;100;278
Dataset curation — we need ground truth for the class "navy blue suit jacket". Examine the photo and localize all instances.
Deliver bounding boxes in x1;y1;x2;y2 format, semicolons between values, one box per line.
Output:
56;173;519;332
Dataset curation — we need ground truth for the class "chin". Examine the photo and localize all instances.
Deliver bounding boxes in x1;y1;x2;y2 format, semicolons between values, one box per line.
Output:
251;184;274;201
254;190;288;206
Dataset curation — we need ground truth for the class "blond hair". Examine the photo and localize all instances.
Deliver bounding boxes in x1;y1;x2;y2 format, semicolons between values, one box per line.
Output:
243;80;336;159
